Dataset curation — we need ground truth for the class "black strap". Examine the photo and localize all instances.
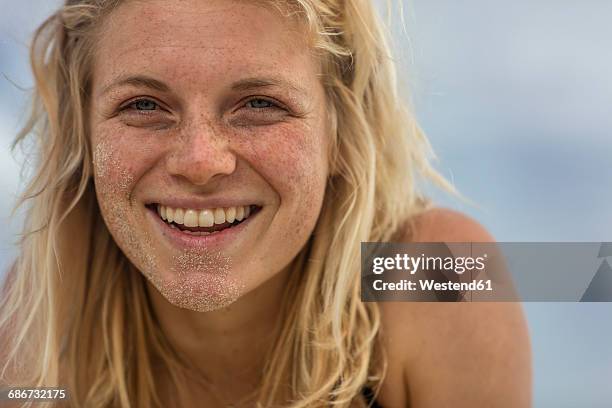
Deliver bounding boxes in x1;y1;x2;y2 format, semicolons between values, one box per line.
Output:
361;386;384;408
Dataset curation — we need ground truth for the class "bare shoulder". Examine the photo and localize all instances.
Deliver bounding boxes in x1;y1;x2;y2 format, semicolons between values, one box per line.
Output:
402;206;495;242
377;207;531;408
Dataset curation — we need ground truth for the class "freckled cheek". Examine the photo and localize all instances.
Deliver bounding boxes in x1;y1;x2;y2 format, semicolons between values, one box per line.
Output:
91;132;164;274
248;130;328;240
92;131;164;201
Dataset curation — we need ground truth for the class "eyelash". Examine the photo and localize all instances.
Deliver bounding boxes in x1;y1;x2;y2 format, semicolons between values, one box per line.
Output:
120;97;283;113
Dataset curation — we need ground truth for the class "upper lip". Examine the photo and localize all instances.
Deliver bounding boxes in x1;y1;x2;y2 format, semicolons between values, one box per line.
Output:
145;197;263;210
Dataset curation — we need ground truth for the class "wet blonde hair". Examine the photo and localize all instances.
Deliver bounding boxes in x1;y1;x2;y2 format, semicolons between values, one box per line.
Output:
0;0;453;406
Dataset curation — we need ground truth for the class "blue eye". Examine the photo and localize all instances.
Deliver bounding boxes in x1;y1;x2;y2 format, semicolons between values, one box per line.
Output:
246;98;278;109
129;99;158;111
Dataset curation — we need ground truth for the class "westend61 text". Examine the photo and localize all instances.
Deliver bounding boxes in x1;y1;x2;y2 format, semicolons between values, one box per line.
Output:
372;279;493;292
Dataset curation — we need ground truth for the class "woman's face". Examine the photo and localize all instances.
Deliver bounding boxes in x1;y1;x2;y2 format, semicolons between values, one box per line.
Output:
90;0;329;312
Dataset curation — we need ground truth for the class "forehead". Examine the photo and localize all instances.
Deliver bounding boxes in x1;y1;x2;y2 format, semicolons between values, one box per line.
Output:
93;0;316;88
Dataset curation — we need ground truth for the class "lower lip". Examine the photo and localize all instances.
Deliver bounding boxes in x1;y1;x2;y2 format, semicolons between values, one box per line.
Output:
146;207;259;250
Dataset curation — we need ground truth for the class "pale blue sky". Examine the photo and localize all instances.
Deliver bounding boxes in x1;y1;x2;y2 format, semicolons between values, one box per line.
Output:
1;1;611;406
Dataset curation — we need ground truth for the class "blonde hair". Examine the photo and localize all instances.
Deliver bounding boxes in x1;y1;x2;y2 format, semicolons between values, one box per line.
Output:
0;0;454;406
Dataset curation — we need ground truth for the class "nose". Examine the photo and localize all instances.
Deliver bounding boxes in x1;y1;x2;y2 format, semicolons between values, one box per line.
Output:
165;119;237;186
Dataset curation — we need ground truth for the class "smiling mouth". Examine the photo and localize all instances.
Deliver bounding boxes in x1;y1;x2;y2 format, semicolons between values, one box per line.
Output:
146;204;261;236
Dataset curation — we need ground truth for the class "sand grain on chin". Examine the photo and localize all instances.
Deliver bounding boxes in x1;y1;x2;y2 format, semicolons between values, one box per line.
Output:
157;273;242;313
158;249;243;312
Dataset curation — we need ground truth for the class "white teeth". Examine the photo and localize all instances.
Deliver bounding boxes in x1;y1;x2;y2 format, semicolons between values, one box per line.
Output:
198;209;214;227
235;206;244;221
173;208;185;225
183;209;198;227
156;204;255;227
214;208;226;225
225;207;236;223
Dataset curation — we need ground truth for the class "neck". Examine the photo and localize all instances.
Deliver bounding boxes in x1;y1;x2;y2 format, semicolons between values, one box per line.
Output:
146;266;291;390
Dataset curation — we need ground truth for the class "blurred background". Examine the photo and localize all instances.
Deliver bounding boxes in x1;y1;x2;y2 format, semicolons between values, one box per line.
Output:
1;0;611;406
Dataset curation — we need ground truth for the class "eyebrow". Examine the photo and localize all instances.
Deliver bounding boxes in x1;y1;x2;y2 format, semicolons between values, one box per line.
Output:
230;77;308;97
99;74;309;98
99;75;171;97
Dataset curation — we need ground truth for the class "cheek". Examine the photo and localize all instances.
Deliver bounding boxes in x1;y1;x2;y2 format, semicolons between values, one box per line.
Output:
92;130;156;208
92;126;164;199
93;139;133;199
92;131;160;277
246;123;328;233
